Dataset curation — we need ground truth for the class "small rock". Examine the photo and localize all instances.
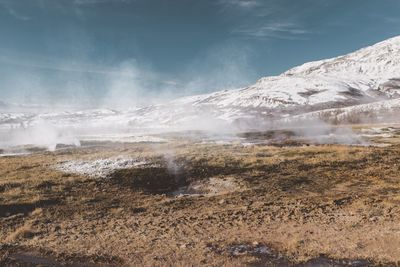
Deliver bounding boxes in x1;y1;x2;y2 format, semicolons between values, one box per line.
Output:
369;216;378;222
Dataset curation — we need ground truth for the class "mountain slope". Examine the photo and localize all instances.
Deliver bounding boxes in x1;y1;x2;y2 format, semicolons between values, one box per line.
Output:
283;36;400;81
126;36;400;128
1;36;400;133
197;36;400;110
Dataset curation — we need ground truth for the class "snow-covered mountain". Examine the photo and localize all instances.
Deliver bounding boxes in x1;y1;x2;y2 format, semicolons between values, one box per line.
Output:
1;35;400;135
127;35;400;127
283;36;400;81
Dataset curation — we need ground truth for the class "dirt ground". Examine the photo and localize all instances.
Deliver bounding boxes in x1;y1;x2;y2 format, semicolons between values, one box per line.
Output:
1;129;400;266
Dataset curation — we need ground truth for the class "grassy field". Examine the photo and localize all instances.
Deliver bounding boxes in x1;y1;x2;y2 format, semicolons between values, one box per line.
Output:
1;129;400;266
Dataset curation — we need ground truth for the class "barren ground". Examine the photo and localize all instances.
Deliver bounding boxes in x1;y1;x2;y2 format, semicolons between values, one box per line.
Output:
1;127;400;266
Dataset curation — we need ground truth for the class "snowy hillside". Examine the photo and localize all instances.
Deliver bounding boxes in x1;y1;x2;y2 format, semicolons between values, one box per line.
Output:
1;35;400;149
186;35;400;111
126;35;400;127
286;98;400;125
283;36;400;81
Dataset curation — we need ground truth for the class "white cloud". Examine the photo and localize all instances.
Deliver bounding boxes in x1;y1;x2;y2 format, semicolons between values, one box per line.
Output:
217;0;260;9
233;22;312;40
163;80;180;86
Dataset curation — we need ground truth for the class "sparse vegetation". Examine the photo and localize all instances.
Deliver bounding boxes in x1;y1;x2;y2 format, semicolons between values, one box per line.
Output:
1;130;400;266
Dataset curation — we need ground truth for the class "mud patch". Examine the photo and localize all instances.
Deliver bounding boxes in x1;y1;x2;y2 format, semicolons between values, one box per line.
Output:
208;243;288;266
0;199;59;218
0;247;121;267
208;243;371;267
7;252;62;267
279;176;313;193
297;257;370;267
0;183;21;193
110;166;188;194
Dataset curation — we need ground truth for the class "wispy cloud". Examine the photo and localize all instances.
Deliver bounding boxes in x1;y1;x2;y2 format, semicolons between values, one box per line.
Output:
0;55;143;78
71;0;133;19
162;80;180;86
233;22;312;40
1;3;30;21
217;0;260;9
382;16;400;24
73;0;131;5
217;0;315;40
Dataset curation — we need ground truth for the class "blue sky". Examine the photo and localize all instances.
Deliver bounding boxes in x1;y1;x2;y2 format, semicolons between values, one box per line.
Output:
1;0;400;107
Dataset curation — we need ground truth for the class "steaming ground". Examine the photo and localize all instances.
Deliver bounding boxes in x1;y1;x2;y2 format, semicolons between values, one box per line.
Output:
0;105;383;154
0;99;397;155
0;119;390;156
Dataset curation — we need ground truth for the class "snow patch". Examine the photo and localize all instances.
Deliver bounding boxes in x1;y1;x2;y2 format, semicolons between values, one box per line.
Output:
79;134;167;143
56;157;148;178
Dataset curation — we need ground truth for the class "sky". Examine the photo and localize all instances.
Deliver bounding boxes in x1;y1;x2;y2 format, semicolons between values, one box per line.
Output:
0;0;400;108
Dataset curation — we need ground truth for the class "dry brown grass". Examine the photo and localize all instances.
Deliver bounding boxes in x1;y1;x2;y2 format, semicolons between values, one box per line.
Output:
5;221;35;243
1;135;400;265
